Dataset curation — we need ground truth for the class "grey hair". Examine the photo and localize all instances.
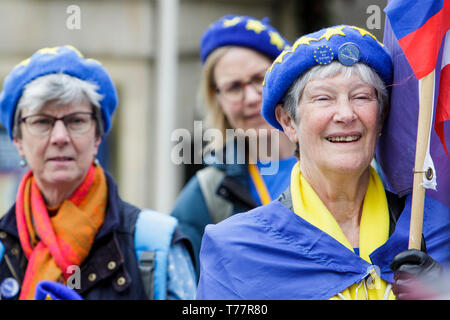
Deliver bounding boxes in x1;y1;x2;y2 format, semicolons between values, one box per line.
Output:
13;73;104;138
282;61;389;124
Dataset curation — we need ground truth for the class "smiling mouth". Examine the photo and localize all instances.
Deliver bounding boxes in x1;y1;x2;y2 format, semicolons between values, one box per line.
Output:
326;135;361;143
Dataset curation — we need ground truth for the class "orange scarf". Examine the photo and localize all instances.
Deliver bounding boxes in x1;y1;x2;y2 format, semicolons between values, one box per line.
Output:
16;164;107;300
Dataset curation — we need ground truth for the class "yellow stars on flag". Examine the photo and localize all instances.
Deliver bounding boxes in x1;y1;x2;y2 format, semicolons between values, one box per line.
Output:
318;26;346;41
269;31;285;50
223;16;241;27
246;19;266;34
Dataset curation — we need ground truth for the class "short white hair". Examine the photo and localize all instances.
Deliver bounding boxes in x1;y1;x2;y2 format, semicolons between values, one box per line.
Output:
13;73;104;138
282;61;389;124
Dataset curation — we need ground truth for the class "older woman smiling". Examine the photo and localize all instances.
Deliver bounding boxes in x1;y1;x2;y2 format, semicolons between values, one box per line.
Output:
196;25;448;300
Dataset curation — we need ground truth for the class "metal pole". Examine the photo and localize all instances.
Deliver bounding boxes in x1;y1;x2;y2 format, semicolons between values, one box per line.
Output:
154;0;180;213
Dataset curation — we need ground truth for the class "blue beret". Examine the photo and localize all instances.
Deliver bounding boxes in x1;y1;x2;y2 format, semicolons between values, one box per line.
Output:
34;280;83;300
0;45;118;139
200;15;291;64
262;25;393;131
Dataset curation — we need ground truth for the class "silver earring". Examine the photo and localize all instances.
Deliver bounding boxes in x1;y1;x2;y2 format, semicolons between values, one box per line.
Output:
19;158;27;168
94;158;99;165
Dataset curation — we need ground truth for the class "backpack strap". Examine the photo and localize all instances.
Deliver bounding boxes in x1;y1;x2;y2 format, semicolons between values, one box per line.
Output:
0;240;4;264
196;166;233;224
134;209;177;300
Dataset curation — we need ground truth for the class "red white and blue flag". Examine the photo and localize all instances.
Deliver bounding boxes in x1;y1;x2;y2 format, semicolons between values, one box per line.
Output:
376;0;450;263
376;0;450;207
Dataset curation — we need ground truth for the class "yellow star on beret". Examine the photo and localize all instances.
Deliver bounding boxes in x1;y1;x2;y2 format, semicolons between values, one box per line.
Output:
37;46;61;55
318;26;346;41
86;58;102;65
223;17;241;27
65;45;84;57
292;36;318;51
267;50;290;72
347;26;377;41
15;57;30;68
269;31;285;50
246;19;266;34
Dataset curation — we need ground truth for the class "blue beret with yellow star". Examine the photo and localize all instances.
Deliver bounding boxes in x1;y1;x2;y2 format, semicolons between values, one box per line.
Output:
200;15;291;64
34;281;83;300
0;45;118;139
262;25;393;131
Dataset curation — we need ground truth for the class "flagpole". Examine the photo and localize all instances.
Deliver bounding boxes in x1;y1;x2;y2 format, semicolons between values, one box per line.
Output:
409;70;435;249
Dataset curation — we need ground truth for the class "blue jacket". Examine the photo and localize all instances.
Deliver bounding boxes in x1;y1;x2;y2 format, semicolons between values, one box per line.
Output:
196;189;450;299
0;171;196;300
172;142;296;279
171;144;261;278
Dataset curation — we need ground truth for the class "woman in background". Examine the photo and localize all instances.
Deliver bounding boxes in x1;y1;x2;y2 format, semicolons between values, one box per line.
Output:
171;15;297;277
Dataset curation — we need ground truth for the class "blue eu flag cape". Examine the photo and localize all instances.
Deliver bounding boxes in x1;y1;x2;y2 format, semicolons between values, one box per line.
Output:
196;195;450;300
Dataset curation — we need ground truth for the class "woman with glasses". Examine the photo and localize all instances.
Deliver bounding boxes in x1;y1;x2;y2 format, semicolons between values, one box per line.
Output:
170;15;297;278
0;46;196;300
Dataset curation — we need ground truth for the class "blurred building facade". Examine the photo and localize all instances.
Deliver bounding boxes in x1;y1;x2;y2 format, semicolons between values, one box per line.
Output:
0;0;387;215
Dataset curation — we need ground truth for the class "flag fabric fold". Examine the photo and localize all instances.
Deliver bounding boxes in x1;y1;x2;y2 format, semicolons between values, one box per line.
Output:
376;0;450;209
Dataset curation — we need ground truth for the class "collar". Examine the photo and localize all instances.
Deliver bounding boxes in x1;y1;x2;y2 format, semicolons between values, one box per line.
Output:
277;183;406;237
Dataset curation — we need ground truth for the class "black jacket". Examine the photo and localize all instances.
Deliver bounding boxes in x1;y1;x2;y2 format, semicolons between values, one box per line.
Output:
0;172;188;299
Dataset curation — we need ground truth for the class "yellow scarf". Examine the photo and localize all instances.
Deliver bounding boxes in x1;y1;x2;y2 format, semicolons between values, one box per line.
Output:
290;162;395;300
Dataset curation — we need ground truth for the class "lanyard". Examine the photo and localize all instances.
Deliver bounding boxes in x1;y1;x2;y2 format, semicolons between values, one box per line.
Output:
248;163;272;205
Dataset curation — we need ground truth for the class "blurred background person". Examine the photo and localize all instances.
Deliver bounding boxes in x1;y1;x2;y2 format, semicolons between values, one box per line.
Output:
0;46;195;300
170;15;297;278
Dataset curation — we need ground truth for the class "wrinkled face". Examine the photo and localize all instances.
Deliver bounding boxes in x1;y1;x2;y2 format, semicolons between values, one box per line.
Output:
280;73;380;175
13;100;101;190
213;47;272;133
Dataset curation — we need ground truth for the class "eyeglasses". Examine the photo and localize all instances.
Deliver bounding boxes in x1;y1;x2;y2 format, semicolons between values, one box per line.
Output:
20;112;96;136
215;72;265;102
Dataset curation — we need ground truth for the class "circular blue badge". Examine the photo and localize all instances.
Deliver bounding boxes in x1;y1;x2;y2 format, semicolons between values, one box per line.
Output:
0;277;20;299
313;45;334;65
338;42;360;66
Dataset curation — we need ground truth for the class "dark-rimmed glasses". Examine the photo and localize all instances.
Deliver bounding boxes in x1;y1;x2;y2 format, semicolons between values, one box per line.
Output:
215;72;265;102
20;112;96;136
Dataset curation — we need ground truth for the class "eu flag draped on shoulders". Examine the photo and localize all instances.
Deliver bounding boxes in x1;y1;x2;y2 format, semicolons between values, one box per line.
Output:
197;23;443;300
376;0;450;265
